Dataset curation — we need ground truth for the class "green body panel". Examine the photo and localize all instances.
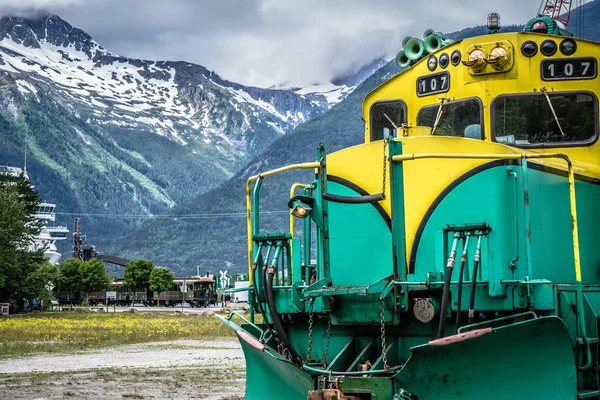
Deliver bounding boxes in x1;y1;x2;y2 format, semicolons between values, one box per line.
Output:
412;163;600;291
411;163;518;285
238;335;313;400
327;182;392;287
397;317;577;399
527;169;600;284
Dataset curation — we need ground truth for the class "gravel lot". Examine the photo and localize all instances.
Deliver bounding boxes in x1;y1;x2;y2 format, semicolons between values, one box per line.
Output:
0;338;245;399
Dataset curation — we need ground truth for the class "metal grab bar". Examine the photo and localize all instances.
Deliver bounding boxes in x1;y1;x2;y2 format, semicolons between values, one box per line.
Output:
245;162;320;283
457;311;538;334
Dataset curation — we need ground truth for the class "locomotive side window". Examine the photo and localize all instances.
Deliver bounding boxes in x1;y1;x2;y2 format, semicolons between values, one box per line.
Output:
370;100;407;141
417;98;483;139
493;92;597;147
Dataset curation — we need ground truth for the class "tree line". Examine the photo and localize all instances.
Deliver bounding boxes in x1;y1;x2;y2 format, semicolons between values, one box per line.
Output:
0;170;174;311
53;258;175;298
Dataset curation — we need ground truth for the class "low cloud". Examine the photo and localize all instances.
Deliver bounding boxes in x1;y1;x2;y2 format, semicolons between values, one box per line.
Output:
0;0;81;17
2;0;539;87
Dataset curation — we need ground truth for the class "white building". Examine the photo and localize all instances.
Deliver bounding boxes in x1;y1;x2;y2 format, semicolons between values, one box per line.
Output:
1;166;69;265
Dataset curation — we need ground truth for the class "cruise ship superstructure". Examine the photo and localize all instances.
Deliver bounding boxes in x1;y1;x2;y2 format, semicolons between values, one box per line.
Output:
1;166;69;265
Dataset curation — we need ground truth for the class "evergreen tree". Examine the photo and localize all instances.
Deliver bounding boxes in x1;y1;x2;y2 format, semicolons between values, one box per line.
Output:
0;171;46;306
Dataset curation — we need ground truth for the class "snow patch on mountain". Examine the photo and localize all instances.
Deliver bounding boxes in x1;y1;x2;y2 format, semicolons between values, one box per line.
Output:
0;13;385;163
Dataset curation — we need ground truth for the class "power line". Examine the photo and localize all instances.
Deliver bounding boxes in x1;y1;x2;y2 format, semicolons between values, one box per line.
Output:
54;210;290;219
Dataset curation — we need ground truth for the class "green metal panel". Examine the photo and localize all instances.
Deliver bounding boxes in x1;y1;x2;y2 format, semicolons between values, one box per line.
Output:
389;139;408;281
237;332;314;400
291;237;301;283
527;169;600;284
396;317;576;399
411;164;521;289
327;181;392;287
341;376;395;399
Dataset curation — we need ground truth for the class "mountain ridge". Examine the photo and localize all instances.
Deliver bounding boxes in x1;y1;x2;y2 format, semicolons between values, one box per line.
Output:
0;12;380;246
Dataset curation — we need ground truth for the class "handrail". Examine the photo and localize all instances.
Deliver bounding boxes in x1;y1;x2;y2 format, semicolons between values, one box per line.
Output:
457;311;538;333
220;311;272;343
246;162;320;284
391;151;590;370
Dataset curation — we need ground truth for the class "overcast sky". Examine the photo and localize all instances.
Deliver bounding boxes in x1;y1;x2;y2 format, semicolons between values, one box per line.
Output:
2;0;542;87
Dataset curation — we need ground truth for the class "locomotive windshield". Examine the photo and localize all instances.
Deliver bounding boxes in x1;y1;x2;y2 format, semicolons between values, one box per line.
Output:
493;92;597;146
417;98;483;139
370;100;406;141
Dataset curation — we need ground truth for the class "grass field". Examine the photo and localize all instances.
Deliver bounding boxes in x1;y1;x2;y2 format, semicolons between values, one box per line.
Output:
0;312;236;357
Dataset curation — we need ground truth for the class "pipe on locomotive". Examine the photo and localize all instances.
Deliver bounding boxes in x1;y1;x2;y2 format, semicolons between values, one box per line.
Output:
467;234;483;324
455;233;471;332
264;241;302;365
438;232;461;338
251;243;281;350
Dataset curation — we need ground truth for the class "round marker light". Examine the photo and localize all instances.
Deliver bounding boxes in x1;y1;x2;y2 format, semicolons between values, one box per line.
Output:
439;53;449;68
540;40;557;56
560;38;577;55
427;55;438;71
451;50;461;66
531;21;549;33
462;49;486;69
488;46;509;68
288;195;314;219
521;41;538;57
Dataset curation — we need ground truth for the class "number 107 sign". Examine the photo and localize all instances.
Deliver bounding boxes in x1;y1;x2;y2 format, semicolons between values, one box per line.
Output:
417;72;450;97
541;57;597;81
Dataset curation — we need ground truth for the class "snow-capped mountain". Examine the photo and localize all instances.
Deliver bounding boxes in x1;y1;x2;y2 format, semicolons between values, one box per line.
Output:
0;11;385;251
0;12;375;164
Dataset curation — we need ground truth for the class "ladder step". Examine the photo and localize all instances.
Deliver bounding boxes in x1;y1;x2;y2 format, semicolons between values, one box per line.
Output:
577;337;599;344
578;390;600;399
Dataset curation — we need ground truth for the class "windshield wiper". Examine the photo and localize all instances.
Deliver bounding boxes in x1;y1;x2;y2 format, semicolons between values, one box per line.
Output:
541;88;566;137
383;113;400;136
431;97;449;136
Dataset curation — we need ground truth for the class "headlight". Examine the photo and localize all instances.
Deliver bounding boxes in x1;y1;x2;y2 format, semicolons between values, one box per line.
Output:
462;49;487;69
488;46;509;68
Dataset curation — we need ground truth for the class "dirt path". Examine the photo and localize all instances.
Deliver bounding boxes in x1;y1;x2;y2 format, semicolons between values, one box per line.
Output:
0;339;245;399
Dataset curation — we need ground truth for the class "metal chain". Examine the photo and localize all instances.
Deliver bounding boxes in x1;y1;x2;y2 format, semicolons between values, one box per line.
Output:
323;314;332;368
379;298;389;371
382;138;388;195
305;298;315;364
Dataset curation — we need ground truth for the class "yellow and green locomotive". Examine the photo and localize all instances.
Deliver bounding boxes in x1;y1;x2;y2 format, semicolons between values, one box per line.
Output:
219;15;600;399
